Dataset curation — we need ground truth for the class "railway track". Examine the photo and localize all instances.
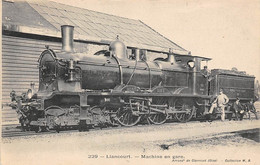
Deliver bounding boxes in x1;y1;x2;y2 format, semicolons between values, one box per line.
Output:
2;126;106;138
2;112;259;138
2;124;56;138
2;120;198;138
2;130;53;138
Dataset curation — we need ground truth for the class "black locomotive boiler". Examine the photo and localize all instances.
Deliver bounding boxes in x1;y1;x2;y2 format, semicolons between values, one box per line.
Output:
10;25;256;132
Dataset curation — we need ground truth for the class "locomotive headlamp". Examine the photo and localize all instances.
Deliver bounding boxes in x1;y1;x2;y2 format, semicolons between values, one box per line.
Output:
26;82;35;99
10;90;16;102
26;89;33;100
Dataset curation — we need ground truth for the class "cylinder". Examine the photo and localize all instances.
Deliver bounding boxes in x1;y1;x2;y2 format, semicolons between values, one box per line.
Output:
61;25;74;52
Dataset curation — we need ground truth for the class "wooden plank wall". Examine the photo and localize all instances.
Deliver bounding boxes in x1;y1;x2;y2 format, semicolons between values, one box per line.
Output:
2;35;62;124
2;35;61;103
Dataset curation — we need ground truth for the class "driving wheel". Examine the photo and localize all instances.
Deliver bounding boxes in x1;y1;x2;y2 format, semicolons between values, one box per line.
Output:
174;99;194;122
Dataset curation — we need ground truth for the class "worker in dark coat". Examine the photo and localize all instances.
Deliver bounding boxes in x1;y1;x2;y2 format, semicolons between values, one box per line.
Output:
232;98;245;121
201;65;215;82
246;99;258;120
201;66;211;78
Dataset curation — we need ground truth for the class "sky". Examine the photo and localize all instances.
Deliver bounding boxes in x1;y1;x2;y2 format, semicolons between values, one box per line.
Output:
49;0;260;80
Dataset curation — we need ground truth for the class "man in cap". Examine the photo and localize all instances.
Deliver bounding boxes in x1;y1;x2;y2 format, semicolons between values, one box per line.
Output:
201;66;211;78
201;66;214;82
246;99;258;120
208;89;229;121
232;98;245;121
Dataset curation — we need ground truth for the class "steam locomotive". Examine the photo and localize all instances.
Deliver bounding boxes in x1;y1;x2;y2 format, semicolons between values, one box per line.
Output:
10;25;256;132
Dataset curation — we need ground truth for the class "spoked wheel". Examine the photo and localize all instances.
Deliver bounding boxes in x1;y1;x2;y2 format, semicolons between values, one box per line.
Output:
148;98;168;125
116;101;141;127
174;99;194;122
45;106;65;132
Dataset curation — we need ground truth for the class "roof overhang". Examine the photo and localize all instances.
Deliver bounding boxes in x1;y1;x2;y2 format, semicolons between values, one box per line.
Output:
3;23;190;55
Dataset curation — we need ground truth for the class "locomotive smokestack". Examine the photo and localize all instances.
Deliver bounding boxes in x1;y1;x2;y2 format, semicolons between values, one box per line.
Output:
61;25;74;52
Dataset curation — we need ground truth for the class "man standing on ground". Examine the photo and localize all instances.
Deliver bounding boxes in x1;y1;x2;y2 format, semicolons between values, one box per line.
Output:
208;89;229;121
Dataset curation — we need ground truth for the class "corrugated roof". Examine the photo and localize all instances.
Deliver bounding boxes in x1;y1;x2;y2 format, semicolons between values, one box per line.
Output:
2;0;56;30
2;0;189;55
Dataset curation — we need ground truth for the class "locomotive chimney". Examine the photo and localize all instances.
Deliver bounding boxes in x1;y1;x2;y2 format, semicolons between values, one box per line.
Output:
61;25;74;52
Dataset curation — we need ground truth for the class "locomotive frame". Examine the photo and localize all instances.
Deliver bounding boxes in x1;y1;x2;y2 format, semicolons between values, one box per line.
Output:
9;25;256;132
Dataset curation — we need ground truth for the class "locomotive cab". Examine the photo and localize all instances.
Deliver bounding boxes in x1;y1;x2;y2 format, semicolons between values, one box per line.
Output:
174;54;211;95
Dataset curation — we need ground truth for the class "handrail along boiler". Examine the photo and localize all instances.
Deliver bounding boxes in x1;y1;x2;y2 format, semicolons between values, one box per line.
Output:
9;25;256;132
